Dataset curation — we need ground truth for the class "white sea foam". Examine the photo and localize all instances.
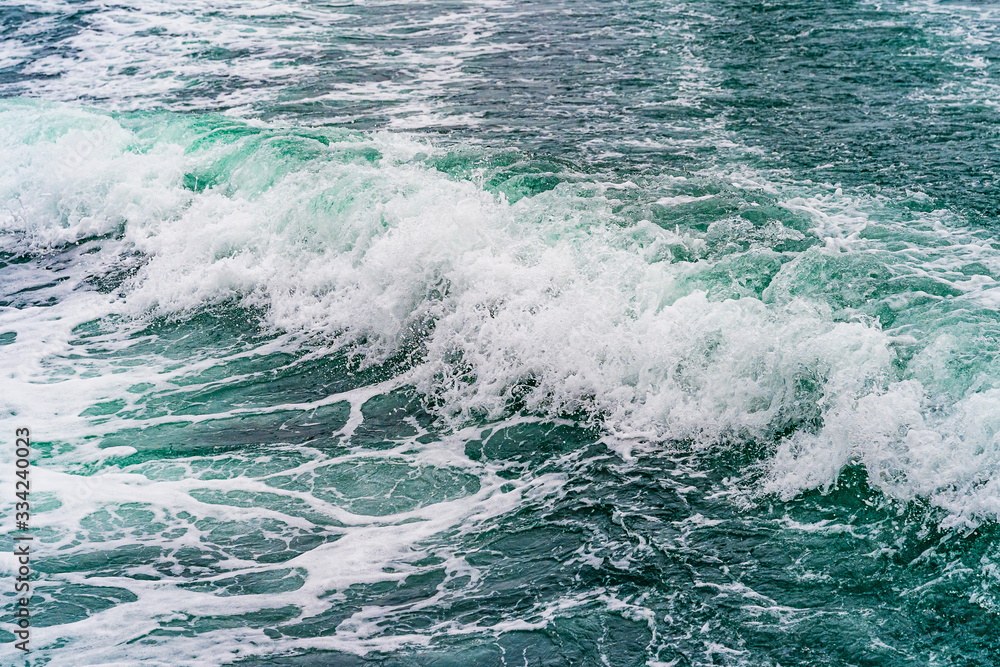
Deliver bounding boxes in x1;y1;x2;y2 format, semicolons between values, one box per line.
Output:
5;100;1000;529
0;0;518;126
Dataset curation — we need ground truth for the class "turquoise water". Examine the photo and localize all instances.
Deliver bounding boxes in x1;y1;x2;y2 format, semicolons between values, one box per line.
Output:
2;0;1000;664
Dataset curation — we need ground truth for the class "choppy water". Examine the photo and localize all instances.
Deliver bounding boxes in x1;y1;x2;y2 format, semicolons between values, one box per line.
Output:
2;0;1000;664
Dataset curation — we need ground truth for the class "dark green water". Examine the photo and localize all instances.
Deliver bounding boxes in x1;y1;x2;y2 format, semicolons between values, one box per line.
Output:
2;0;1000;664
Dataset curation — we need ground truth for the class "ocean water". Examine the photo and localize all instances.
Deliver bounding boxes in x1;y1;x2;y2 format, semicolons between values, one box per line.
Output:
2;0;1000;664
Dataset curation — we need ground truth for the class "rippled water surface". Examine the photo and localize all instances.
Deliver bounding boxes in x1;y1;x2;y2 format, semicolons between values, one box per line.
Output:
3;0;1000;665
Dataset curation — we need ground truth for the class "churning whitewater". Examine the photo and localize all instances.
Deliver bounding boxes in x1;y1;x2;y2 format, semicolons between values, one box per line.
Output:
2;0;1000;665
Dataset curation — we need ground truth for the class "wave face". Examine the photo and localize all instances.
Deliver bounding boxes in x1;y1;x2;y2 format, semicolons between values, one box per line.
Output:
3;0;1000;665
